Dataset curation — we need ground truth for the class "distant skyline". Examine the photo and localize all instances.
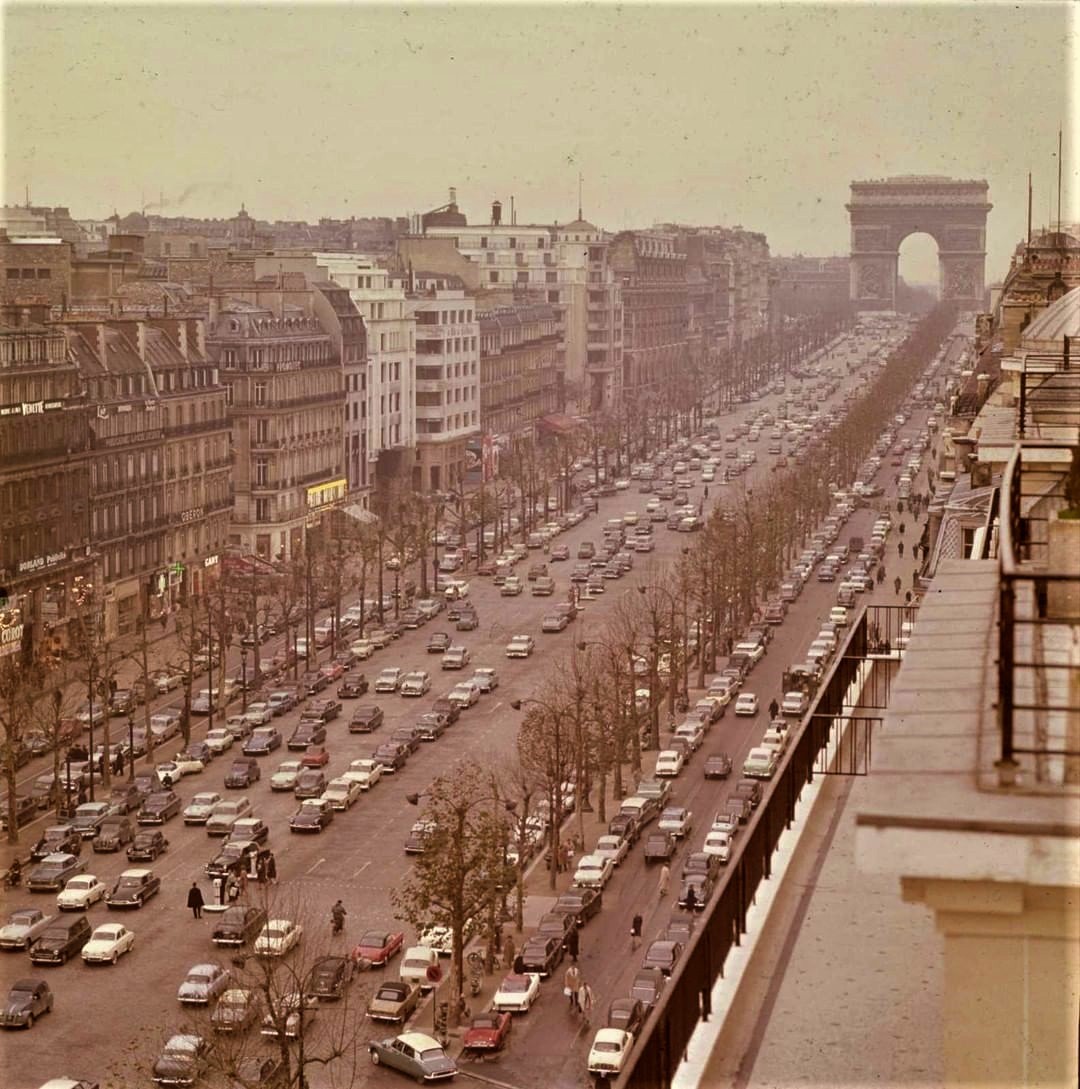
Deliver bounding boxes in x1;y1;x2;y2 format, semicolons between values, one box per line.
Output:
3;1;1077;285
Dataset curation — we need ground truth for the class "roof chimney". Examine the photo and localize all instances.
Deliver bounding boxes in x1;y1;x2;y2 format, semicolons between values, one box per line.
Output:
136;320;147;362
97;324;108;369
492;201;502;226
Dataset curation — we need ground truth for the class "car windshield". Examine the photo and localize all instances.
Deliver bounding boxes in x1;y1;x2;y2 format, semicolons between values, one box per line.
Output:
418;1048;446;1061
595;1041;623;1053
502;977;530;992
375;985;402;1000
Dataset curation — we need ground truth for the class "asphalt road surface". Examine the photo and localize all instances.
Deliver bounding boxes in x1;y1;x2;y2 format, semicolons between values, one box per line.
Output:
1;320;954;1088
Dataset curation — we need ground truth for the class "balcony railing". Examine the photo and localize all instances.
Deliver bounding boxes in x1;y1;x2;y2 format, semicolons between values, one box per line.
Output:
1016;351;1080;442
997;440;1080;788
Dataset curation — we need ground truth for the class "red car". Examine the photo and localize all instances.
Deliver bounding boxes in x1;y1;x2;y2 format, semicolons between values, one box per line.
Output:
320;661;345;682
463;1010;512;1053
301;746;330;768
351;928;404;968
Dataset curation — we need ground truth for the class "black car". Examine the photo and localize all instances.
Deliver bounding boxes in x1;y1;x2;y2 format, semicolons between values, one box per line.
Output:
725;796;753;824
137;790;182;825
644;937;685;978
643;832;676;863
431;697;461;725
606;997;646;1038
303;698;342;723
535;911;575;943
338;673;368;699
661;916;696;946
108;782;147;814
27;853;84;892
304;955;354;1001
518;935;564;977
608;812;640;845
372;743;408;773
732;779;763;809
242;728;282;756
389;726;423;755
677;872;714;911
289;800;334;834
682;851;720;881
152;1033;210;1087
224;758;261;788
426;632;451;653
704;752;733;779
349;705;384;733
629;967;667;1010
29;915;92;965
455;610;479;632
293;769;327;800
30;825;82;862
287;722;327;751
105;868;161;909
0;977;54;1029
127;829;169;862
552;887;603;928
414;712;449;741
206;841;270;881
300;671;329;696
211;904;267;948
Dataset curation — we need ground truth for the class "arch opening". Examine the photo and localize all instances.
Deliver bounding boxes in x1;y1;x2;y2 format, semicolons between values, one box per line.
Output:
896;232;941;313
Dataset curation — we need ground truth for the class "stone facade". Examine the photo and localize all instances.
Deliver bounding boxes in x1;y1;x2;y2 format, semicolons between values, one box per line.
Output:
0;233;73;315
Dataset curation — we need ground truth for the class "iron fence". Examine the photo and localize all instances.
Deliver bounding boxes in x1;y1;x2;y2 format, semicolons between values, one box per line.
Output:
616;601;910;1088
996;440;1079;787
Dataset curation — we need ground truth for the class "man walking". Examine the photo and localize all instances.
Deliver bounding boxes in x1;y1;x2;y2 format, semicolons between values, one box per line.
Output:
187;882;205;920
565;924;579;964
564;963;581;1010
768;697;779;720
630;913;643;951
266;853;277;884
579;981;594;1022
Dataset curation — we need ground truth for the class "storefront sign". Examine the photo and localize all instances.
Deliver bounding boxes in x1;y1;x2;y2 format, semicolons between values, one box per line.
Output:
203;554;219;568
0;621;24;658
0;399;63;417
180;508;204;523
306;477;347;509
17;550;67;575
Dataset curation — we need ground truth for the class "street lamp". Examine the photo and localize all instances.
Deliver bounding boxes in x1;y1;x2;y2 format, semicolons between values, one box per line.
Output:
240;647;249;714
127;713;136;782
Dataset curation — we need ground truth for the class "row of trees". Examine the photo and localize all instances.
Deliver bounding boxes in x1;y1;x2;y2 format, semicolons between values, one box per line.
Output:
389;303;959;1023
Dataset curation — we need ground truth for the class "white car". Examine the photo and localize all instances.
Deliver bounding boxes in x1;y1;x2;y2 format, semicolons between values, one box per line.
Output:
572;854;614;889
448;681;481;709
734;693;759;716
374;668;403;693
171;752;208;776
343;758;382;791
593;834;629;868
56;873;108;911
152;670;183;694
255;919;303;957
400;945;441;991
205;797;253;836
271;761;304;792
177;962;231;1005
350;639;376;660
400;671;432;697
0;907;54;949
654;750;685;778
762;727;789;755
703;830;732;863
505;635;535;658
471;668;499;693
743;746;778;779
204;729;234;755
781;691;808;717
588;1028;634;1077
710;813;738;839
81;922;135;964
673;723;705;752
244;703;273;727
183;792;223;825
657;806;693;839
491;972;541;1013
321;777;363;811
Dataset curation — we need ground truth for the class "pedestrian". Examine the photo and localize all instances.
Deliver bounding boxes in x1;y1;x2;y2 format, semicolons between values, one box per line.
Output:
266;853;277;883
187;881;205;920
513;952;525;975
504;933;517;971
630;913;643;952
894;576;902;596
768;698;779;720
214;875;227;906
684;883;697;913
565;925;580;963
227;877;240;903
897;541;904;558
579;981;594;1022
704;485;709;498
564;963;581;1010
899;522;906;536
237;868;248;898
905;591;912;606
658;863;670;897
160;611;168;631
113;749;124;776
256;854;267;884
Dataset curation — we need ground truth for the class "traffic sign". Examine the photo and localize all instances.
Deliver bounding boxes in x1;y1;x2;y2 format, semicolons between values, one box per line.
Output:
426;963;443;984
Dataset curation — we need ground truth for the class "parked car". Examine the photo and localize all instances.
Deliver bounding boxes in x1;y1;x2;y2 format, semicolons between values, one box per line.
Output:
368;980;421;1023
367;1032;457;1082
0;977;54;1028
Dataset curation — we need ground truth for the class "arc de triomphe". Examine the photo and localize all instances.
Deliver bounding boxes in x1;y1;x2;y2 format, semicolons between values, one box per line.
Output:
847;176;992;309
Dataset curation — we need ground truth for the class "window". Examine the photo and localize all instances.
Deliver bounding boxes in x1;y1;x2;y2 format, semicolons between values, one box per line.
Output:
548;290;560;303
254;457;269;486
546;271;557;283
480;236;488;248
537;237;545;249
509;237;517;249
255;418;270;444
253;381;267;406
255;498;271;523
36;268;51;280
517;271;528;283
5;268;18;279
489;271;499;283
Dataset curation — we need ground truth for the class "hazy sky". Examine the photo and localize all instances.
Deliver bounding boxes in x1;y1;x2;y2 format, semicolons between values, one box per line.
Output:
3;1;1076;283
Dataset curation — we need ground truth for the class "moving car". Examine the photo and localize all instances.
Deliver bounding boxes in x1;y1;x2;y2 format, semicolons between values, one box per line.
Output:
254;918;303;957
352;929;405;968
81;922;135;964
781;690;809;716
27;914;91;965
0;977;53;1029
177;962;231;1005
654;750;685;778
572;854;614;889
734;692;760;716
211;905;267;948
28;853;85;893
518;936;564;976
126;830;169;863
505;634;535;658
105;868;160;909
743;746;779;779
305;954;355;1001
55;874;107;912
289;798;334;833
368;1032;458;1082
462;1010;513;1053
152;1033;210;1086
657;806;693;839
0;908;54;950
183;792;223;825
703;752;733;780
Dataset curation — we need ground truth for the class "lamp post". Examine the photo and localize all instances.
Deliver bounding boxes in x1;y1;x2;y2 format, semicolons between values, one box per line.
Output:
240;647;249;714
127;713;135;782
